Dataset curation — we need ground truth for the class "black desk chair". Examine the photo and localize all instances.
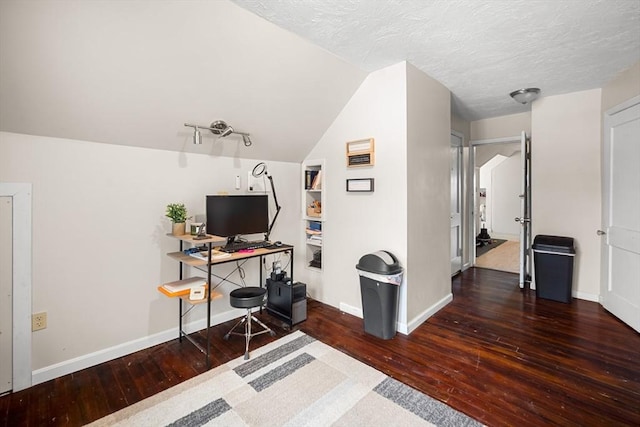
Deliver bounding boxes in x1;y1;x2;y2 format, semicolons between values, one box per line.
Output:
224;287;275;359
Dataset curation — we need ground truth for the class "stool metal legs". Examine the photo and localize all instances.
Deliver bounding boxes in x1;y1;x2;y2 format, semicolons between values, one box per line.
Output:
224;308;276;359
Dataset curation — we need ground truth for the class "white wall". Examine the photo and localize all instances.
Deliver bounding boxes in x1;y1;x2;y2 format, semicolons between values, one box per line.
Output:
531;89;602;300
0;132;300;382
299;61;451;334
471;112;531;141
491;153;521;238
602;61;640;112
301;63;408;322
406;63;452;327
479;154;507;232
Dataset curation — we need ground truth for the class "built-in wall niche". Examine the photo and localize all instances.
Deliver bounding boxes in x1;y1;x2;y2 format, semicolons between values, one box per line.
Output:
346;138;375;167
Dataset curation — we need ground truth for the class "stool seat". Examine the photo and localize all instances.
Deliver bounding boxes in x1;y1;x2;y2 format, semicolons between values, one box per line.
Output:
229;287;267;309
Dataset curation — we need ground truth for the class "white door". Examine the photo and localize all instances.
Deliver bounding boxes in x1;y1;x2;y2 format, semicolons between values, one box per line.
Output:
515;131;532;288
0;196;12;394
601;99;640;332
451;133;463;275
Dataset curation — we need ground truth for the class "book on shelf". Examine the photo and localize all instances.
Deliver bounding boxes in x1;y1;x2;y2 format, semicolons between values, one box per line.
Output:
308;221;322;231
310;170;322;190
305;170;319;190
309;249;322;268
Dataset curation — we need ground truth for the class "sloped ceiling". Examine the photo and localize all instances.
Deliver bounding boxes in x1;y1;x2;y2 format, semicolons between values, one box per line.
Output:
232;0;640;120
0;0;366;162
1;1;639;162
476;143;520;168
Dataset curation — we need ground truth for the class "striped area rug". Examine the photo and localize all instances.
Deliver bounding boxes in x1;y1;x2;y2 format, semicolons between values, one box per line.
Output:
88;331;481;426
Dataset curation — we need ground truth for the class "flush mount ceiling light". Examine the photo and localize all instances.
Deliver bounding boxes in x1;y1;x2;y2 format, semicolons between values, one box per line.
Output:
510;88;541;104
184;120;252;146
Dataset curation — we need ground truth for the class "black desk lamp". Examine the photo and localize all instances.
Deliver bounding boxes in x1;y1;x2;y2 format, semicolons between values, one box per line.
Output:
252;162;281;241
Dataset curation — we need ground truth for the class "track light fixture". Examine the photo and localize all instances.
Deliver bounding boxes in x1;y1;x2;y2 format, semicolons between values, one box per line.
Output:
184;120;252;146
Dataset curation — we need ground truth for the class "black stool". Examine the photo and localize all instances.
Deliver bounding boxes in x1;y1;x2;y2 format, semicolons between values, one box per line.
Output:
223;287;275;359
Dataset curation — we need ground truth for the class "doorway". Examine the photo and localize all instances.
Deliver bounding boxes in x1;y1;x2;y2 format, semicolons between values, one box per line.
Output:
0;196;12;394
451;132;463;275
0;183;32;392
469;136;529;280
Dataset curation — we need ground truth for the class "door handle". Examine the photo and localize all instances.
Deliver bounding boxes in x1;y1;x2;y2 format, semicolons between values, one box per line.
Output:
597;230;606;236
514;217;530;224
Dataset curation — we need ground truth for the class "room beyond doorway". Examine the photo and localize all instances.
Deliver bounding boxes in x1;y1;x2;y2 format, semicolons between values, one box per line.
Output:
474;238;519;273
470;140;523;275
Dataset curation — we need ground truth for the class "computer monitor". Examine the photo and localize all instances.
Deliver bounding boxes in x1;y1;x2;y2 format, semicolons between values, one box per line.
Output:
206;195;269;242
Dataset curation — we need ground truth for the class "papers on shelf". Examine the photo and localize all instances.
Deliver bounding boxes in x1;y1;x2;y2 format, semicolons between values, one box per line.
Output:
158;277;207;297
190;250;232;261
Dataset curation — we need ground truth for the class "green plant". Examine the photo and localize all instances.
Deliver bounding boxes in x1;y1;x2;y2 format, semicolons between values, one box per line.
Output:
165;203;190;223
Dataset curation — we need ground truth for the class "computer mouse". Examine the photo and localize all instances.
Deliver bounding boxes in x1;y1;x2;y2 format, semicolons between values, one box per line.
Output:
274;241;282;247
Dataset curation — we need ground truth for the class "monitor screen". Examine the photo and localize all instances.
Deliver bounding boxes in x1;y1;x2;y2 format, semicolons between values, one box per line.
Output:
206;195;269;239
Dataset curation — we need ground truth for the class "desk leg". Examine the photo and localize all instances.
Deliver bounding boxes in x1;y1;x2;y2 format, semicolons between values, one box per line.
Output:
178;299;183;342
259;254;264;314
290;248;294;281
179;241;183;342
206;241;212;370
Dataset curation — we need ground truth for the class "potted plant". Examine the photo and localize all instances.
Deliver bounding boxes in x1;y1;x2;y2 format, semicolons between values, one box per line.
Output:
166;203;190;236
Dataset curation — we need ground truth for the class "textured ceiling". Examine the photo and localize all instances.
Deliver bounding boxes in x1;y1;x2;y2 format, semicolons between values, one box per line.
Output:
231;0;640;120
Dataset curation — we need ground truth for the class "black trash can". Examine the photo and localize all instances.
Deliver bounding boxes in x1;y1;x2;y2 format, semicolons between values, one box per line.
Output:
356;251;403;339
532;235;575;303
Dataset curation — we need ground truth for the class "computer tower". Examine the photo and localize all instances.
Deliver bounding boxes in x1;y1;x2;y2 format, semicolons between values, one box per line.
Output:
266;279;307;325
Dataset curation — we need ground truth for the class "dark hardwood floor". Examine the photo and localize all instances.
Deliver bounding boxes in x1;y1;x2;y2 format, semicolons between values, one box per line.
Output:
1;268;638;426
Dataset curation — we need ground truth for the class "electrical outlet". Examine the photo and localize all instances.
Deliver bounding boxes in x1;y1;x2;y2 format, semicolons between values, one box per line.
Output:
32;312;47;331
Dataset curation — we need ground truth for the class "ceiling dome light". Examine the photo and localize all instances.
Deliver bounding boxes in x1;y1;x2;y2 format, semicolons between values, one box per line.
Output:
510;88;541;104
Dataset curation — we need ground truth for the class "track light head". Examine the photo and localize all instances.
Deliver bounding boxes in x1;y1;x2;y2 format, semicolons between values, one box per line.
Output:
220;126;234;138
193;127;202;145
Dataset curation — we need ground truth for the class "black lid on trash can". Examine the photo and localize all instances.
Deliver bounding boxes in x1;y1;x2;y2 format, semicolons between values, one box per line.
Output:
356;251;403;275
532;235;575;254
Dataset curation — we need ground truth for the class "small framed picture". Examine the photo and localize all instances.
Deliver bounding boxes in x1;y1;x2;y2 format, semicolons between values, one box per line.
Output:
346;178;374;192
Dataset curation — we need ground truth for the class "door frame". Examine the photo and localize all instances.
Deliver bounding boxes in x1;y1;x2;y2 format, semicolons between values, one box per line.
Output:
468;136;525;272
451;131;464;275
0;183;32;392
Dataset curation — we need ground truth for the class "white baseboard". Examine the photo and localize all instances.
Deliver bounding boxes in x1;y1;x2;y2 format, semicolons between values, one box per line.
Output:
404;293;453;335
573;290;599;302
31;309;244;386
339;302;362;319
340;294;453;337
